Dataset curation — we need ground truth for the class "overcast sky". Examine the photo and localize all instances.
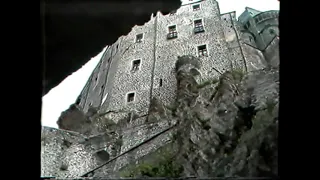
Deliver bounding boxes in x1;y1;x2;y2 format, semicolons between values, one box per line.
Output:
41;0;279;128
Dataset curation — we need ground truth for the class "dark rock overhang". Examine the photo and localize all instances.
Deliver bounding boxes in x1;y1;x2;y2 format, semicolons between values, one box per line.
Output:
41;0;181;96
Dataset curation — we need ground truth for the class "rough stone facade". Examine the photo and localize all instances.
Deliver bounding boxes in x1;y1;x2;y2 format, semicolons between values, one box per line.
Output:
44;0;279;178
74;1;279;123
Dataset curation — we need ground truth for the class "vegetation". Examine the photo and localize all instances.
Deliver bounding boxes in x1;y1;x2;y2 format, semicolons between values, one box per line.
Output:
120;145;183;178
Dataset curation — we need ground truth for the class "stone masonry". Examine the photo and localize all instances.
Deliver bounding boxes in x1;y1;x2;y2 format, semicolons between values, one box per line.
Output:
75;1;279;123
43;0;279;178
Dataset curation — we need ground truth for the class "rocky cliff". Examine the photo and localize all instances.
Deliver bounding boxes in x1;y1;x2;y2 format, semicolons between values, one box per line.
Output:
41;55;279;178
118;55;279;178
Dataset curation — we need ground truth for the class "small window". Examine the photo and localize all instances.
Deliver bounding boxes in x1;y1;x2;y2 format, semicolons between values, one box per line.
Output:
194;19;205;34
167;25;178;39
194;19;203;27
131;59;141;72
159;79;163;87
100;85;104;95
136;33;143;43
168;25;177;33
269;29;275;34
193;4;200;11
198;45;208;57
127;93;135;102
127;112;132;123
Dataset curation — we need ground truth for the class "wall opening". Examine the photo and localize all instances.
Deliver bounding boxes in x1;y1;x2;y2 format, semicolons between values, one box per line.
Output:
269;29;275;35
193;4;200;11
159;79;163;87
167;25;178;39
194;19;205;34
136;33;143;43
131;59;141;72
127;93;135;102
100;85;104;95
198;44;208;57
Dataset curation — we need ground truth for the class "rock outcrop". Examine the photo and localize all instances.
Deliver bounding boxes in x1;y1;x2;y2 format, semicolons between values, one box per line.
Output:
42;55;279;178
118;55;279;178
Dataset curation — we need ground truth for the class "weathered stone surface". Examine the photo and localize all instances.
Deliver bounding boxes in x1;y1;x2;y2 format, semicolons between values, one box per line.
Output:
42;54;278;178
44;1;279;178
117;56;278;178
42;0;182;95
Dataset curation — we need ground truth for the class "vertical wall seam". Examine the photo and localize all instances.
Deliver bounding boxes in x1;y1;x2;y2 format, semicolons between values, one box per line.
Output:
99;46;113;110
229;13;248;72
148;13;158;113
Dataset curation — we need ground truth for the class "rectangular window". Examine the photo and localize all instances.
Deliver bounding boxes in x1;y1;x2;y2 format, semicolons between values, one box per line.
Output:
136;33;143;43
193;4;200;11
127;93;135;102
198;45;208;57
194;19;205;34
169;25;176;33
167;25;178;40
131;59;141;72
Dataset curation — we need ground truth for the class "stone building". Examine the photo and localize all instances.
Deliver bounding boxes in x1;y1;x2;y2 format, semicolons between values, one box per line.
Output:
75;0;279;124
42;0;279;178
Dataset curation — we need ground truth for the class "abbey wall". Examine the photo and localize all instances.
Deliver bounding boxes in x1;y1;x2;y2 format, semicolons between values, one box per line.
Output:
74;2;279;125
44;1;279;178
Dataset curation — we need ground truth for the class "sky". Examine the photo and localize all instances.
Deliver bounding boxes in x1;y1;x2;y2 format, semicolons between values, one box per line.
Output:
41;0;279;129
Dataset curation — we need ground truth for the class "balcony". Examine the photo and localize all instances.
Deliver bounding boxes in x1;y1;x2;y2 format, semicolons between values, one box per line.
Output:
194;26;205;34
167;32;178;40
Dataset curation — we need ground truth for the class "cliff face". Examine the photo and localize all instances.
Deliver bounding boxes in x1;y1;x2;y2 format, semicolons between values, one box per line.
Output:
42;55;278;178
118;55;279;178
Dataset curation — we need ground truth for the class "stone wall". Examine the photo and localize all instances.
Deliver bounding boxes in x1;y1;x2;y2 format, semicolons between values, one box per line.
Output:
41;126;123;178
105;18;156;119
41;126;97;177
263;37;279;68
220;12;246;71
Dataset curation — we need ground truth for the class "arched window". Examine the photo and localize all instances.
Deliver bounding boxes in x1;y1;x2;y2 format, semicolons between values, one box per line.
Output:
269;29;275;35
